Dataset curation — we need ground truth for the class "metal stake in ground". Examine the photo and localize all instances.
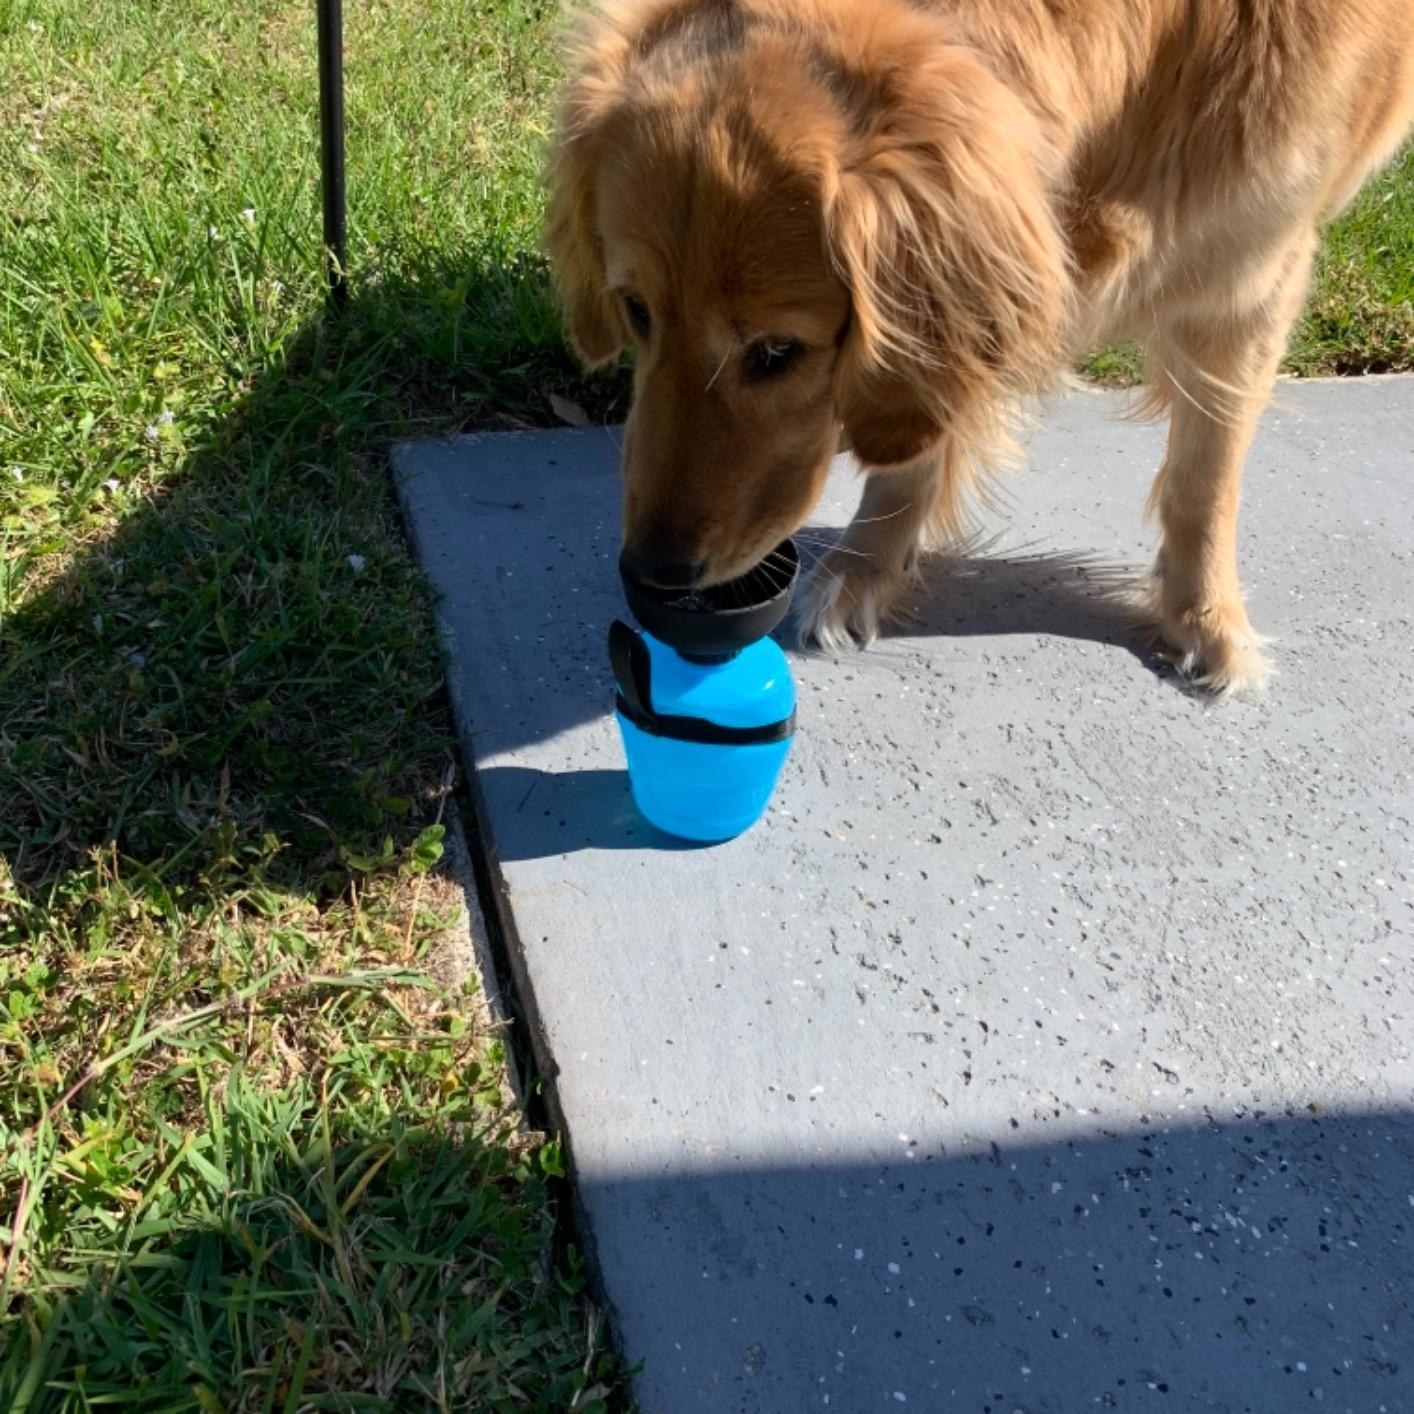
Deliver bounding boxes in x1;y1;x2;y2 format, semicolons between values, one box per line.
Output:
316;0;348;308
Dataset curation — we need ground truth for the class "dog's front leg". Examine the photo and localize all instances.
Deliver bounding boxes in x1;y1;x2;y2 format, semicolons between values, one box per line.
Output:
1142;237;1316;694
796;446;945;650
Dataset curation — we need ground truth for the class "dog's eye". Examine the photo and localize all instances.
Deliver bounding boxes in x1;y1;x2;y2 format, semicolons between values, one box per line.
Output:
744;337;803;381
623;295;652;338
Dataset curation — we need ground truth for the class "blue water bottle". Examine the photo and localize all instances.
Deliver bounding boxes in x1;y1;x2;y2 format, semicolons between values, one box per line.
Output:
611;539;799;842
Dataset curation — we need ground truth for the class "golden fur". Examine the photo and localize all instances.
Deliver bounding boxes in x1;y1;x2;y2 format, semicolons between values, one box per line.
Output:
545;0;1414;692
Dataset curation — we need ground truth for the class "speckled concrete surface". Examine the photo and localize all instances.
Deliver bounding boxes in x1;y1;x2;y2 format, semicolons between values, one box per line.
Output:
395;378;1414;1414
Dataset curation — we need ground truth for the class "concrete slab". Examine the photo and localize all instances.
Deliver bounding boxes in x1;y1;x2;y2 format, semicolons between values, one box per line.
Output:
395;378;1414;1414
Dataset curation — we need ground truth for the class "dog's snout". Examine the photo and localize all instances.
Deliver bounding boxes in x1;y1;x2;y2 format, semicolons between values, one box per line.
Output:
621;543;706;590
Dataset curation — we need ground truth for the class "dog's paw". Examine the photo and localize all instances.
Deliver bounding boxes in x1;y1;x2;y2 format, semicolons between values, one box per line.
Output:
796;549;915;652
1136;578;1274;697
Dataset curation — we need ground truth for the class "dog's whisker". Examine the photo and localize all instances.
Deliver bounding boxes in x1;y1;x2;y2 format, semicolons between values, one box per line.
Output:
793;535;873;560
704;348;732;393
846;503;913;526
778;543;831;575
810;557;856;607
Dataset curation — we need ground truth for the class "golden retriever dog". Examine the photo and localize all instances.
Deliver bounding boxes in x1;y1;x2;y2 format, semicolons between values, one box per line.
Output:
545;0;1414;693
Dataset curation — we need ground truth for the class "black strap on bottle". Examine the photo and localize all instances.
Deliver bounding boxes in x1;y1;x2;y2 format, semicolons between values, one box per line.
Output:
608;620;795;746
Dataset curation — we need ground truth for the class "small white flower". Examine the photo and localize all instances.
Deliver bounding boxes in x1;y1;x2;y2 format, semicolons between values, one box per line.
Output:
240;207;256;222
9;467;23;482
126;650;147;669
27;20;41;31
92;614;104;632
208;225;221;240
103;478;120;492
346;553;366;572
144;424;159;442
158;409;175;426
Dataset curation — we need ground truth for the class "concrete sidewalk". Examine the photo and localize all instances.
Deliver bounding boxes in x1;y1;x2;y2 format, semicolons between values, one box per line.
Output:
395;378;1414;1413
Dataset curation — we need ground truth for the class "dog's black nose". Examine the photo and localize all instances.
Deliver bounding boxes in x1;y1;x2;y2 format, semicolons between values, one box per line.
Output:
621;545;705;589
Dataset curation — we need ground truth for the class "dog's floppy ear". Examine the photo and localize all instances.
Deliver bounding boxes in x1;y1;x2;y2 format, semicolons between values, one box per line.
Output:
827;43;1071;467
543;29;629;367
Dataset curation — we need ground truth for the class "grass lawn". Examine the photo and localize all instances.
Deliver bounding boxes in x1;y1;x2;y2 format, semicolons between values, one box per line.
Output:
1;0;622;1408
0;0;1408;1406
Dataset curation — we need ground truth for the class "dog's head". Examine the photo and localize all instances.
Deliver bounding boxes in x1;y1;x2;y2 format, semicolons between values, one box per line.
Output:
546;0;1069;588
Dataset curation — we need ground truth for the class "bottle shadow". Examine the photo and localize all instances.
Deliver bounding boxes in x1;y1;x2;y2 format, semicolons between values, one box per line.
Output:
476;764;718;861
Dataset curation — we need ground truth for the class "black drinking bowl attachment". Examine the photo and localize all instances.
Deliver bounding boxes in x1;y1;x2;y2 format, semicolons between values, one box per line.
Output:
619;538;799;659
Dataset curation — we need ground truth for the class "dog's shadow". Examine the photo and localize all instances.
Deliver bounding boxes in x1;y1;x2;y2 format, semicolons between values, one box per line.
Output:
795;527;1183;684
